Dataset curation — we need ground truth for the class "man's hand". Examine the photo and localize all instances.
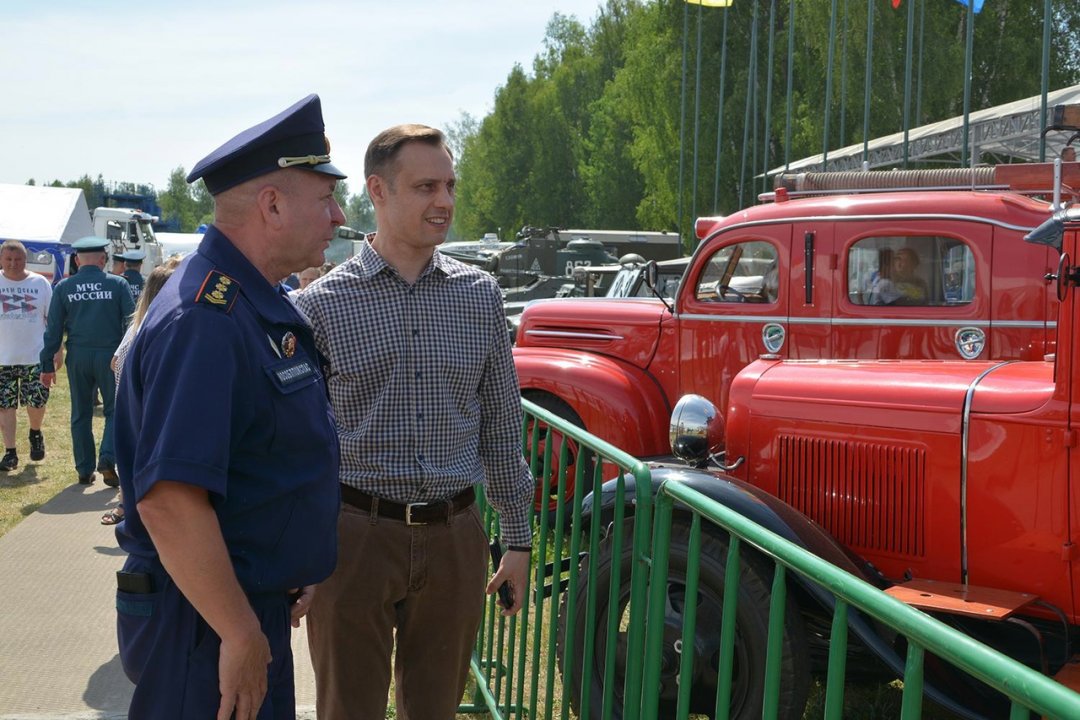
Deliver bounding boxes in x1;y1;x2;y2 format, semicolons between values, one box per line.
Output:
486;548;531;617
288;585;316;628
216;623;272;720
39;372;56;389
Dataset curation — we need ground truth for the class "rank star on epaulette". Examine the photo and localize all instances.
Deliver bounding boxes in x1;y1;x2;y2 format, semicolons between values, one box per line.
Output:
196;271;240;312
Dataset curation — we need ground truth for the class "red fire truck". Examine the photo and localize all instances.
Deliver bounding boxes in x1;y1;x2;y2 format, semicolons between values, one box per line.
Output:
517;163;1077;516
556;187;1080;717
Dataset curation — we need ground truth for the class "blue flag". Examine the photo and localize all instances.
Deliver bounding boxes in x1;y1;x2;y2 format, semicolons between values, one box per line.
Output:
953;0;984;13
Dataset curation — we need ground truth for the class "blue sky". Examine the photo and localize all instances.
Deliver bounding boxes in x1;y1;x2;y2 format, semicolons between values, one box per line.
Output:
0;0;605;191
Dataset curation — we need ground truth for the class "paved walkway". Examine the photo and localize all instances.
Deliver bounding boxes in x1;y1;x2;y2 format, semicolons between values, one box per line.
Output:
0;480;317;719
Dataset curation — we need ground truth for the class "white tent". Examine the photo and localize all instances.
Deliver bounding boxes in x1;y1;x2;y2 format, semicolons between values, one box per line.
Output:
769;84;1080;175
0;183;93;246
0;184;94;279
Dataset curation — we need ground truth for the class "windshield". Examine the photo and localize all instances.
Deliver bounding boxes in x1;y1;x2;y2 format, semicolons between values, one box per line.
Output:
136;219;157;244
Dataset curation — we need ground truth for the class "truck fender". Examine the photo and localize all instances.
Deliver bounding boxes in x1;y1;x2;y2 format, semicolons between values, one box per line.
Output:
514;347;671;457
580;465;986;720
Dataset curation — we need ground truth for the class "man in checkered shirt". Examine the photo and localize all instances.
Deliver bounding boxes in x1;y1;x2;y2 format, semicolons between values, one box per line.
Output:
297;124;535;719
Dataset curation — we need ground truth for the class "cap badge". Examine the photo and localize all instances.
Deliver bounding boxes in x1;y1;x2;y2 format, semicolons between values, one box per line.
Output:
281;332;297;358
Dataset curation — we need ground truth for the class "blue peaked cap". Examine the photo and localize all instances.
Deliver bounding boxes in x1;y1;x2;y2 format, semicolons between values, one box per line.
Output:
71;236;110;252
186;94;347;195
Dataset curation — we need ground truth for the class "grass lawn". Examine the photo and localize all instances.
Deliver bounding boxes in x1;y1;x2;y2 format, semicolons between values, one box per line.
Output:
0;366;107;538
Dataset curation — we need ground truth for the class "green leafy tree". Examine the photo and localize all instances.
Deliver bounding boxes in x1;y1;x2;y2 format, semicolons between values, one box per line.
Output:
158;167;204;232
344;186;375;232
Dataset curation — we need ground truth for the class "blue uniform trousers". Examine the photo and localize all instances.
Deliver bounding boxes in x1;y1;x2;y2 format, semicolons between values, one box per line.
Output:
117;568;296;719
65;347;115;475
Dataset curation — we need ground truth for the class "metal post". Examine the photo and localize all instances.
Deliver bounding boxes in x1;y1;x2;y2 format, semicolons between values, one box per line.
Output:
783;0;795;172
713;7;731;211
861;0;874;165
677;2;689;245
691;1;704;224
823;0;839;169
902;0;916;166
961;0;975;166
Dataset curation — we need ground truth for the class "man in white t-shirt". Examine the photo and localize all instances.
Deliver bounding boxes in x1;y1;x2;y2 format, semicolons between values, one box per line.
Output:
0;241;57;471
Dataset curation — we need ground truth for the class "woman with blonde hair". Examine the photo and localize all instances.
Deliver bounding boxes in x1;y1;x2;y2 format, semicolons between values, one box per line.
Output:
101;255;183;525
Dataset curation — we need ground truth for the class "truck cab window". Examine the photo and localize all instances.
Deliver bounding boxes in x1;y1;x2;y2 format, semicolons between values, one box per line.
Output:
847;235;974;307
695;240;778;303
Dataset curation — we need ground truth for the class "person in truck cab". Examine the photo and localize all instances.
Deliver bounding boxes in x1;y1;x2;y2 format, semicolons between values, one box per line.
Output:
868;246;930;305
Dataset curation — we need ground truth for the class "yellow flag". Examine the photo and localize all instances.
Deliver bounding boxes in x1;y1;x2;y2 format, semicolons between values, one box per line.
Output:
685;0;734;7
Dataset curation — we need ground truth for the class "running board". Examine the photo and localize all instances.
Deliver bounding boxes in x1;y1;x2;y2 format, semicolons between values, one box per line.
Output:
884;579;1038;620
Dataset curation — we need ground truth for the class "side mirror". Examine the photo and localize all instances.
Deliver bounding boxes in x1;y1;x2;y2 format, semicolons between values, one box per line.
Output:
644;260;659;291
669;394;725;464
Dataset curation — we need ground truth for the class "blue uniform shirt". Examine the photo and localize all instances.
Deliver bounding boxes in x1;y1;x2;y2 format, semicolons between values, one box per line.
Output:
40;265;134;370
122;268;145;303
114;226;340;593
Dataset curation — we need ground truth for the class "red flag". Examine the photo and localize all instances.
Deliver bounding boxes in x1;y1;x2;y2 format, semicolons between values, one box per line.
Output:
892;0;902;8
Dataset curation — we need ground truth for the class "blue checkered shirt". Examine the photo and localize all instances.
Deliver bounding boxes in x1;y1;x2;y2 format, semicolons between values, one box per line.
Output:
296;240;534;545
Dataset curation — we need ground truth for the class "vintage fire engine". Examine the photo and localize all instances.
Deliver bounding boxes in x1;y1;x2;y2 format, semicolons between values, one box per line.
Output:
517;163;1078;515
556;190;1080;717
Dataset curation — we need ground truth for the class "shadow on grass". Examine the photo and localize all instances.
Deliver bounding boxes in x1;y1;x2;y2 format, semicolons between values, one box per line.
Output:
0;464;47;491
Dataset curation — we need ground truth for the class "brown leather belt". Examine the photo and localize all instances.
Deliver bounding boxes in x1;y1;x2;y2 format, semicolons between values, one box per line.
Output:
340;484;475;525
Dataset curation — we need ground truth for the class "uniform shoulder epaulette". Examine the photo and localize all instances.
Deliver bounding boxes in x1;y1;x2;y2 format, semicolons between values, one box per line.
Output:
195;270;240;312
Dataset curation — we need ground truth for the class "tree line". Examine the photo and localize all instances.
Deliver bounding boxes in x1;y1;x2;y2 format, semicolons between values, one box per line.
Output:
453;0;1080;246
28;0;1080;244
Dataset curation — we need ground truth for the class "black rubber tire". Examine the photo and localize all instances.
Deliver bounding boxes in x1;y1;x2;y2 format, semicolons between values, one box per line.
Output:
558;518;811;719
522;392;590;530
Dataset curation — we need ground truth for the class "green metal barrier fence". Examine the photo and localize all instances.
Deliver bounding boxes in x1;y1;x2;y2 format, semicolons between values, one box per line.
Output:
646;480;1080;720
463;402;1080;718
461;398;653;719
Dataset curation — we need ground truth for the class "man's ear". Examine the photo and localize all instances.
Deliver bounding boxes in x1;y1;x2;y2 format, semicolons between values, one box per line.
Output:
257;184;287;230
367;174;387;206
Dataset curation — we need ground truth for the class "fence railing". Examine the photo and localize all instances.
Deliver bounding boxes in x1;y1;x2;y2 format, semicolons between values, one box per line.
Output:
462;399;1080;719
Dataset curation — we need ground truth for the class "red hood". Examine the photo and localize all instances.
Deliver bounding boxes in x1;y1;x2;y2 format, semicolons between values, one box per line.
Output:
736;359;1055;434
515;297;668;370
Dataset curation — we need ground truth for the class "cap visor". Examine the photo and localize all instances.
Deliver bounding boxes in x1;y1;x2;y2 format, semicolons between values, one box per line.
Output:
309;162;347;180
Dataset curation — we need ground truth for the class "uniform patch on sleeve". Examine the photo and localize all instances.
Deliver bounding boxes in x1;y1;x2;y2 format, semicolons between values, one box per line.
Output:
195;271;240;312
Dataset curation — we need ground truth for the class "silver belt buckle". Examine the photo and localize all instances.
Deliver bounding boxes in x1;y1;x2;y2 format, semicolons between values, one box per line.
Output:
404;502;429;526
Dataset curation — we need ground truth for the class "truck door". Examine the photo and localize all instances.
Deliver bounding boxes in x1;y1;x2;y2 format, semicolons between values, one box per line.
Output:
676;224;792;415
991;226;1056;360
831;219;992;361
787;222;834;360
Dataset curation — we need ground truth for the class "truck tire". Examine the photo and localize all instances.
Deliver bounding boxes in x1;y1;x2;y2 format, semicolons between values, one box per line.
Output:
557;518;810;719
523;392;590;530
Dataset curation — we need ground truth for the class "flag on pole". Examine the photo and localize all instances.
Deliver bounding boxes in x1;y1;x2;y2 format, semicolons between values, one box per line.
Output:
685;0;734;7
953;0;984;12
891;0;902;9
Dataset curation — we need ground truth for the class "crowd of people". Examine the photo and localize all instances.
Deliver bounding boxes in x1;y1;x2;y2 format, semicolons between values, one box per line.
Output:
1;94;534;719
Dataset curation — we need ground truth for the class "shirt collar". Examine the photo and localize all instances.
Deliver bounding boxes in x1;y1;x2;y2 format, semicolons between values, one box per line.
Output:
354;237;459;282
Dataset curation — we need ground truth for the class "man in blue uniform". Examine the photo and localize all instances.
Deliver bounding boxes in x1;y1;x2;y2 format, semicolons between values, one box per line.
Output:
116;250;146;303
113;93;346;720
39;237;134;484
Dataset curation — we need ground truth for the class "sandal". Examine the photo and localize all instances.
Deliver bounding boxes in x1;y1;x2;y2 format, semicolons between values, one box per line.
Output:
101;508;124;526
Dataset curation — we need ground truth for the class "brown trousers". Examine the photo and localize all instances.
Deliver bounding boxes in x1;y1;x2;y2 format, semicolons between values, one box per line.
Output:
307;500;489;719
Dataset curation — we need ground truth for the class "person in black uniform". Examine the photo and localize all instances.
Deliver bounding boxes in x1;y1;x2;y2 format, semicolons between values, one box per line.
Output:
113;94;346;720
116;250;146;303
39;237;134;484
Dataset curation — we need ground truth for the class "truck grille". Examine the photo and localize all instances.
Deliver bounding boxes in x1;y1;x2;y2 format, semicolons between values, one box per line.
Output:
777;436;925;558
